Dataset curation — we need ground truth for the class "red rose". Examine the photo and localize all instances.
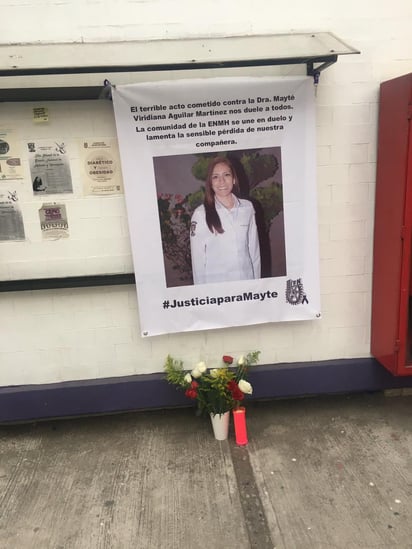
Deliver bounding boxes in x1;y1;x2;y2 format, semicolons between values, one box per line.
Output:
185;388;198;399
232;388;245;401
223;355;234;364
227;380;245;401
191;381;199;388
227;380;237;391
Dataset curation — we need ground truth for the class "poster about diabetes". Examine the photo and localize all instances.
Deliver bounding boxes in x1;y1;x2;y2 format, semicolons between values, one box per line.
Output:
112;76;320;336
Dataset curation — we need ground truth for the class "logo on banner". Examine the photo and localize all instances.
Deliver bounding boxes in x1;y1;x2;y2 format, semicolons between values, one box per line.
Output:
286;278;308;305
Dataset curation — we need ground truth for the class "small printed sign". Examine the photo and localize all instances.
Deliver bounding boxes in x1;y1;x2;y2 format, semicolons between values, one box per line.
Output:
32;107;49;123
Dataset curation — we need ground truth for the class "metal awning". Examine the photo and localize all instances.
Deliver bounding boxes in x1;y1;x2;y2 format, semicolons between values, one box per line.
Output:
0;32;359;102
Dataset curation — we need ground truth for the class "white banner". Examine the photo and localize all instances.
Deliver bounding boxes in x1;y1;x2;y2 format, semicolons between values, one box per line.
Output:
112;76;320;336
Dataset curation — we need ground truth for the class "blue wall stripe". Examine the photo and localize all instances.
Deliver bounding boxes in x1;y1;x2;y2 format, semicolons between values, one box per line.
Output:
1;358;411;423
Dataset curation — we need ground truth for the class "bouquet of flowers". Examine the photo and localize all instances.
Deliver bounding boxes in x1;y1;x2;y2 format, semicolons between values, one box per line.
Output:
164;351;260;416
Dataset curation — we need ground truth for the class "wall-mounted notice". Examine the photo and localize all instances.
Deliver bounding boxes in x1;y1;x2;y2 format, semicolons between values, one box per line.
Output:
0;189;25;241
32;107;49;124
38;203;69;240
80;138;124;195
0;130;23;181
27;139;73;194
113;76;320;336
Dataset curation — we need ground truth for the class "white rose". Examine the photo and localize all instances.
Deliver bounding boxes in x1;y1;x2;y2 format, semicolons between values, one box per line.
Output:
184;373;192;384
237;355;245;366
210;369;219;378
238;379;253;394
191;368;202;379
196;361;207;373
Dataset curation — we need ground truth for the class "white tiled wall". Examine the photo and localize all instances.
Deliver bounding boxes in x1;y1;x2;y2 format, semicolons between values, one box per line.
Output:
0;0;411;385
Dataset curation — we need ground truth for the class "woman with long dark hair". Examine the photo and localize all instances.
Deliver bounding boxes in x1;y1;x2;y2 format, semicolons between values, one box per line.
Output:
190;156;261;285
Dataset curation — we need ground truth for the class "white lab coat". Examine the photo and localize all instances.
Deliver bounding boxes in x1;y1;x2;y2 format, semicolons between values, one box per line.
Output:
190;196;261;285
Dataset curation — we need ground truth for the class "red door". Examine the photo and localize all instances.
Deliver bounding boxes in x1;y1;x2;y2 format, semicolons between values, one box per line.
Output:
371;73;412;376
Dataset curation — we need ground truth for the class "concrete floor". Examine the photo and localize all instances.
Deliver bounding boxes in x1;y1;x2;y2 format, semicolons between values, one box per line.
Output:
0;392;411;549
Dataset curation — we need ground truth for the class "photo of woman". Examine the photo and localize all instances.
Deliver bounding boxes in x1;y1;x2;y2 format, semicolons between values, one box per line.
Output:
190;156;261;285
153;147;286;288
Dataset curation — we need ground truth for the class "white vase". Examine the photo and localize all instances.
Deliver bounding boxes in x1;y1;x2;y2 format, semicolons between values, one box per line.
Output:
210;411;230;440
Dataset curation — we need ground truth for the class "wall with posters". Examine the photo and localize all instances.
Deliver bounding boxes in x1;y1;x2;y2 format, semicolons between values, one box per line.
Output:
0;0;411;411
0;101;129;281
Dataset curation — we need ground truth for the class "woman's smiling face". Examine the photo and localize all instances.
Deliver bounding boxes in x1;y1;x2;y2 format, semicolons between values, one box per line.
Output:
210;162;234;199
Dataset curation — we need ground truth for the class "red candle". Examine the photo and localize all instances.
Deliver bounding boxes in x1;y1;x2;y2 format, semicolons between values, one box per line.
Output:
233;407;248;445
